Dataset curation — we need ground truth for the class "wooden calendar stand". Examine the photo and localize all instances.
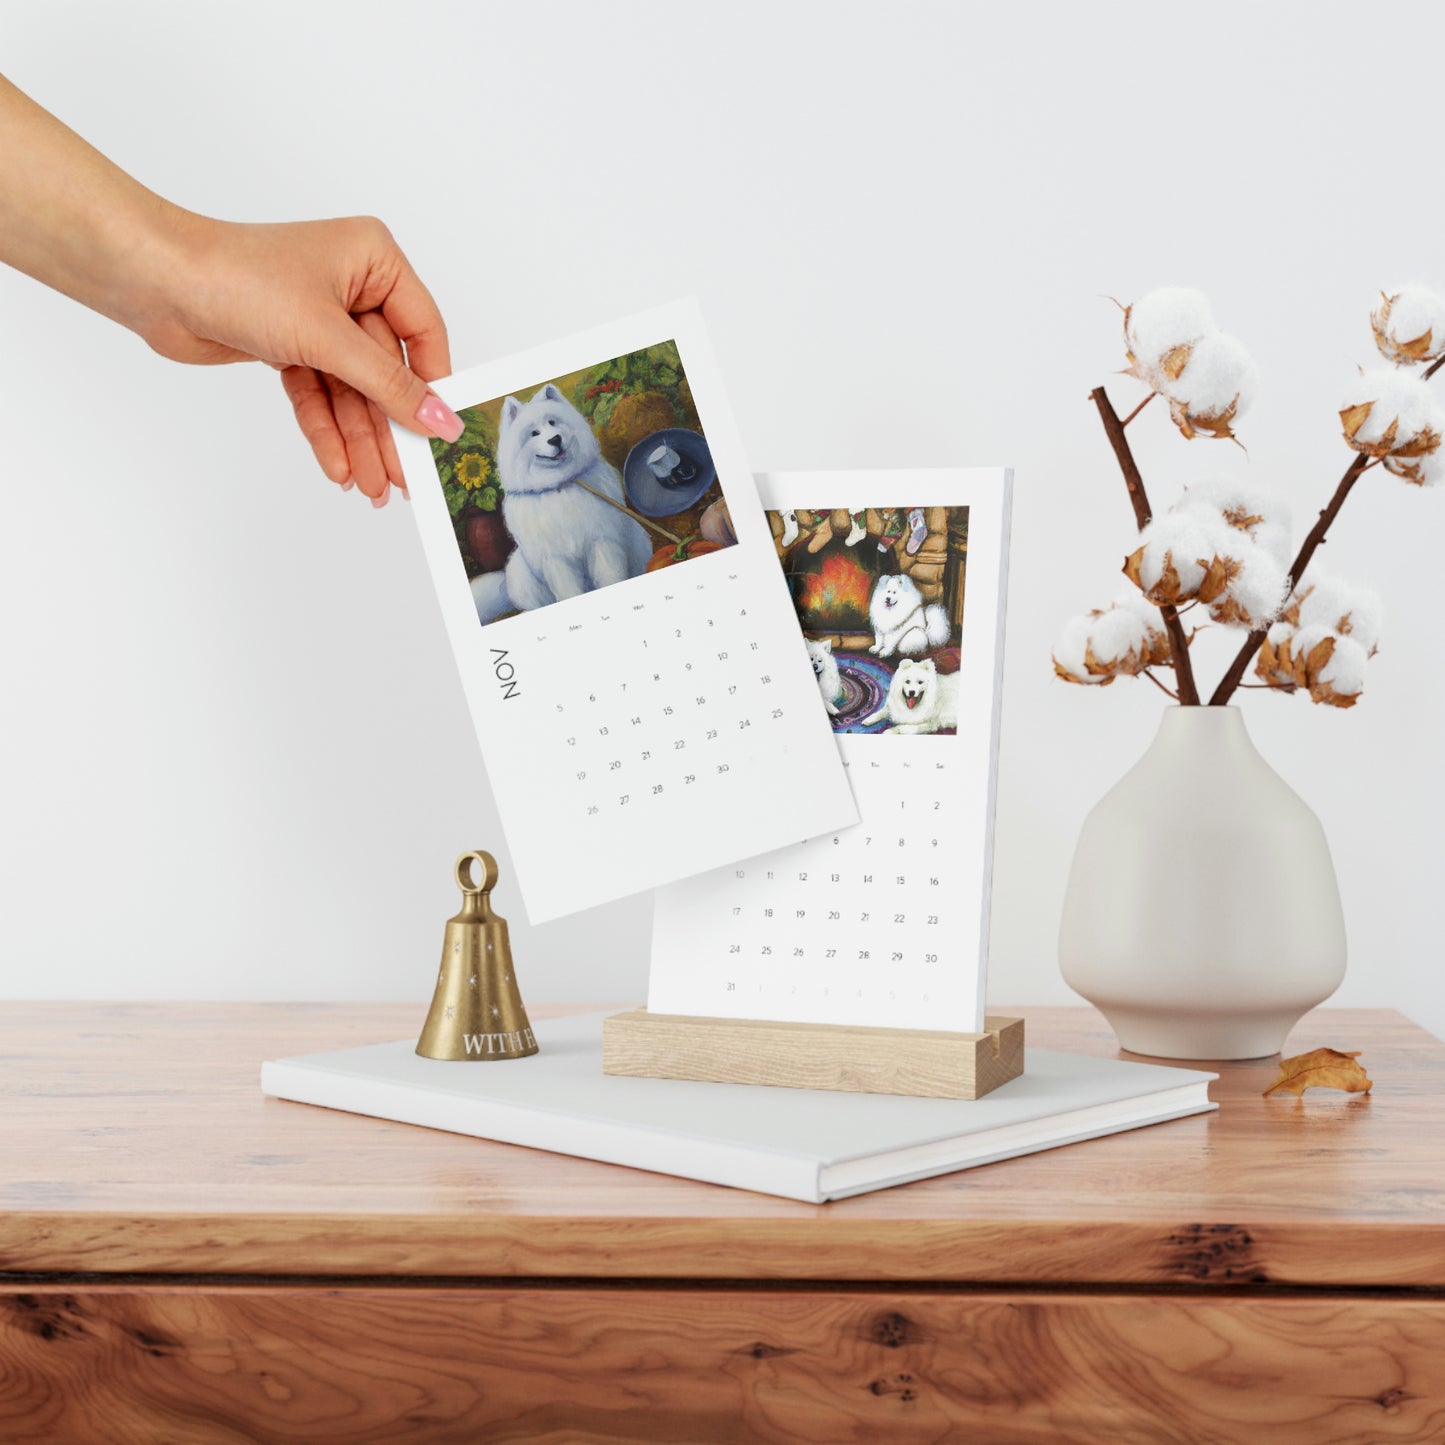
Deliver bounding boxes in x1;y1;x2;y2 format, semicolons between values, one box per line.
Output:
601;1009;1024;1100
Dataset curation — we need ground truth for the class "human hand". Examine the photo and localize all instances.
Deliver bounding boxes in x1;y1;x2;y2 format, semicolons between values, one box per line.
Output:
140;214;462;506
0;75;458;505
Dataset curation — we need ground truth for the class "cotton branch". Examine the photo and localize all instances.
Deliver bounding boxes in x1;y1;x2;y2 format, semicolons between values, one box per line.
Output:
1140;668;1180;701
1121;392;1157;427
1208;453;1371;705
1089;386;1202;705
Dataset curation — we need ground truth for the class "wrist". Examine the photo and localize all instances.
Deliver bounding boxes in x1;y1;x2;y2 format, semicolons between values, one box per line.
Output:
0;75;220;349
102;196;218;343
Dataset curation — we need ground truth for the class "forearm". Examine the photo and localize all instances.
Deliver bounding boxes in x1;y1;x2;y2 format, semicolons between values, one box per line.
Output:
0;72;197;335
0;71;456;494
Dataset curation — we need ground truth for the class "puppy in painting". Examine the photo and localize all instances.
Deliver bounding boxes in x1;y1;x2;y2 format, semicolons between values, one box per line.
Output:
868;574;951;658
806;638;845;716
862;658;958;735
469;384;652;624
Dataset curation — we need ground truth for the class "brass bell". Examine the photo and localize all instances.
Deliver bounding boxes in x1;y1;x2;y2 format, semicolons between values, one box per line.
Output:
416;850;538;1061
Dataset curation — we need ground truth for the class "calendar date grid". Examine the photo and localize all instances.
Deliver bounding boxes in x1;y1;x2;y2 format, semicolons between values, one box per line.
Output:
691;751;964;1009
508;571;809;819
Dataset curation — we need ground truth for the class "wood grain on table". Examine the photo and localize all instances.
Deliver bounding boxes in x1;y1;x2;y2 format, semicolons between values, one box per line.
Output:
2;1285;1441;1444
2;1003;1441;1288
4;1003;1445;1443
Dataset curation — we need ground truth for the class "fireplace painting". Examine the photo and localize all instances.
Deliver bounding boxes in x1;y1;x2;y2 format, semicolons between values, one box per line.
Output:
768;506;969;735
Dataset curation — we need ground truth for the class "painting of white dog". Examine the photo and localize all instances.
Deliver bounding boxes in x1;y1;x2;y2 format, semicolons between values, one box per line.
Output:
806;638;845;715
868;574;951;659
469;384;653;625
861;657;959;735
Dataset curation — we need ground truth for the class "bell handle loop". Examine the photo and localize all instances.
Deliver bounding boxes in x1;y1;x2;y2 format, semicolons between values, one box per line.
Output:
455;850;500;896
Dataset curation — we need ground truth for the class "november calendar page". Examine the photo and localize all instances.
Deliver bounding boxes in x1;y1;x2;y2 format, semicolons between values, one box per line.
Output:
392;304;858;922
650;468;1012;1032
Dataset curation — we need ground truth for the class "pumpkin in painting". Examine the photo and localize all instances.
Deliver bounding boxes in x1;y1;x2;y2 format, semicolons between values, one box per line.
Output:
645;536;723;573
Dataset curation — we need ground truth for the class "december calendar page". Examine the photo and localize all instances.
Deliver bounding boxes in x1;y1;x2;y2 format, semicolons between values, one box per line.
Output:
392;304;857;922
649;468;1012;1032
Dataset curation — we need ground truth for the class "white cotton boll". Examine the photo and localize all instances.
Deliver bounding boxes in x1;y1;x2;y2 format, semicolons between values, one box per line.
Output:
1129;510;1223;603
1290;622;1336;654
1178;476;1285;526
1087;605;1150;665
1177;476;1293;565
1287;622;1338;681
1106;592;1171;668
1053;614;1102;683
1251;516;1293;568
1297;573;1383;653
1317;633;1369;699
1347;368;1436;438
1054;598;1167;685
1111;588;1168;631
1341;367;1440;455
1384;420;1445;485
1283;622;1368;707
1124;288;1216;387
1256;617;1299;687
1372;284;1445;365
1168;332;1259;421
1206;539;1290;629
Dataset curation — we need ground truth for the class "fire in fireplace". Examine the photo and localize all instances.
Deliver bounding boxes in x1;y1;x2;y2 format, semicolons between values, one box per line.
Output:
784;538;897;634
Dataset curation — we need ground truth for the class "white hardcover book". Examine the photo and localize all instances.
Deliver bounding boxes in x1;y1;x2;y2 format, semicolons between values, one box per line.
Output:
262;1012;1218;1204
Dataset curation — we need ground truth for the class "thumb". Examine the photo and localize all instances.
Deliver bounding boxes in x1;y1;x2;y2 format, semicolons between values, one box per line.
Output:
312;310;463;442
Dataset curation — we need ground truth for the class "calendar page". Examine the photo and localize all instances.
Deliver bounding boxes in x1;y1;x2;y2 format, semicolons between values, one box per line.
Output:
392;304;858;923
649;469;1012;1032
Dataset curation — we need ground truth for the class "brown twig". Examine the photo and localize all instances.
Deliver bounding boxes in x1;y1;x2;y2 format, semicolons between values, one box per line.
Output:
1208;452;1371;705
1090;386;1202;705
1140;668;1180;701
1120;391;1157;427
1093;339;1440;709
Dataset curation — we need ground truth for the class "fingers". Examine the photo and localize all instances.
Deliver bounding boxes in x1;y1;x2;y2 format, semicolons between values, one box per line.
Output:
355;310;407;498
280;218;457;497
280;366;350;486
311;306;462;444
368;395;405;498
322;370;391;505
282;315;422;503
380;252;452;384
280;361;393;503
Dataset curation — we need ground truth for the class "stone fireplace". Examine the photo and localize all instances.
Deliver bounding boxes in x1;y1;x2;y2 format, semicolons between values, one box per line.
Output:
771;507;967;649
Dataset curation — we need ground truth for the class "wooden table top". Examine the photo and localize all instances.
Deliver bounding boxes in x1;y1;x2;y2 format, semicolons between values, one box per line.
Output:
2;1002;1441;1289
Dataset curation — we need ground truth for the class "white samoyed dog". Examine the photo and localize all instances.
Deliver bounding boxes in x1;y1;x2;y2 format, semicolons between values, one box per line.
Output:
806;638;844;716
867;574;951;658
862;657;959;735
469;384;652;624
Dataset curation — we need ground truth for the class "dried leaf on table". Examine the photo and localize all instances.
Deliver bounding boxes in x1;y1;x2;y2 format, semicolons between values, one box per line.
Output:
1263;1047;1373;1097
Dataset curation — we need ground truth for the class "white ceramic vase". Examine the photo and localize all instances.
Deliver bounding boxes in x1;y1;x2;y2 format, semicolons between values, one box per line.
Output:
1059;706;1346;1060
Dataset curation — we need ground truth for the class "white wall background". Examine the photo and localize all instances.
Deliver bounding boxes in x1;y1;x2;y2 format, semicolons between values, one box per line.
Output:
2;0;1441;1041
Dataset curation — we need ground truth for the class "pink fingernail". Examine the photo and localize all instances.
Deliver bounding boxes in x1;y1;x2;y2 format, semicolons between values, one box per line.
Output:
340;476;355;492
397;483;411;501
371;483;391;509
416;395;464;443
